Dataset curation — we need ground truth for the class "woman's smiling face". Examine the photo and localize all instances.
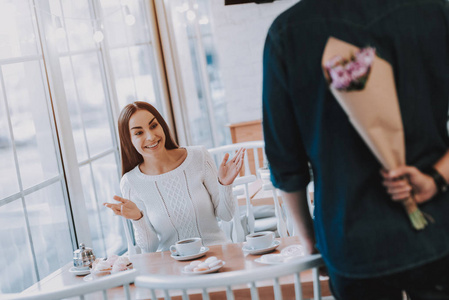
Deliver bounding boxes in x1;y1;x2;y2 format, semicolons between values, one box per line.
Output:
129;109;165;156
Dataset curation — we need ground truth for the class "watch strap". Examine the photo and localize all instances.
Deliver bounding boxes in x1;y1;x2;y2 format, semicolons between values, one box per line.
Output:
424;167;448;194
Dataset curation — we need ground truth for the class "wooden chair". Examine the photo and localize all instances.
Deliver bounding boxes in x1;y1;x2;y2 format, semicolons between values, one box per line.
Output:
135;254;329;300
2;269;137;300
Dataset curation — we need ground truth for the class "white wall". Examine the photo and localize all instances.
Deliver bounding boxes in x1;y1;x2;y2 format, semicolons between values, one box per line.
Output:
209;0;299;124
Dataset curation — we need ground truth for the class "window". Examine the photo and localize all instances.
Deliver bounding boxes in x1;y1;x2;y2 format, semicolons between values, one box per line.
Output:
163;0;231;148
0;0;230;293
0;0;169;293
0;0;73;292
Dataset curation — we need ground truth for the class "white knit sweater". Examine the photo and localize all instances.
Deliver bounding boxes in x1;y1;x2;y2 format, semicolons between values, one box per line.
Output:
120;146;235;252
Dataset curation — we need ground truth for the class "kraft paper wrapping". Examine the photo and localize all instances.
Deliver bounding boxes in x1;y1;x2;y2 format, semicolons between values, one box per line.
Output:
321;37;428;230
321;37;404;170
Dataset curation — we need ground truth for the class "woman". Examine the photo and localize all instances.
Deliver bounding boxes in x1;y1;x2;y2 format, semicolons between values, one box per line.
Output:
104;101;245;253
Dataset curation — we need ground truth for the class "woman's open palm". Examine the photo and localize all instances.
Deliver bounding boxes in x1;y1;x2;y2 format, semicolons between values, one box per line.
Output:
218;148;246;185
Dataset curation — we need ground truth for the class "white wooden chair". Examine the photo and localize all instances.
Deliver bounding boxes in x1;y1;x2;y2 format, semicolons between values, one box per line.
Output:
135;254;329;300
259;170;315;237
122;217;142;255
208;141;266;241
258;169;290;238
217;185;247;243
2;269;137;300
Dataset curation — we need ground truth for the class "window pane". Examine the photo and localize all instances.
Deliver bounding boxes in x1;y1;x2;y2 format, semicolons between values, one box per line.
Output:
170;1;215;147
3;62;60;189
165;0;231;147
0;85;19;198
131;46;159;106
48;0;68;53
109;47;137;105
189;37;214;148
60;0;96;52
47;0;97;53
101;0;150;48
72;53;113;157
110;45;159;108
80;164;105;255
60;56;88;162
202;35;229;146
61;53;114;159
0;0;39;60
0;200;37;293
80;154;126;258
92;154;125;255
26;182;73;280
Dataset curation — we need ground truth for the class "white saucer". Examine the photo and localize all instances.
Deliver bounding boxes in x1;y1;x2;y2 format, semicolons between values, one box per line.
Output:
181;261;225;275
242;240;280;255
254;257;284;265
82;272;110;281
255;250;308;265
69;267;90;276
170;247;209;261
83;274;93;281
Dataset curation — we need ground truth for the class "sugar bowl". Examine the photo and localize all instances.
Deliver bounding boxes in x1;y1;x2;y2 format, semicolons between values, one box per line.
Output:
73;243;95;269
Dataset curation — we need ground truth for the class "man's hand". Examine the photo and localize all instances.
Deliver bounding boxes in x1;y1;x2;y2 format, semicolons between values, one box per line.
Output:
381;166;437;204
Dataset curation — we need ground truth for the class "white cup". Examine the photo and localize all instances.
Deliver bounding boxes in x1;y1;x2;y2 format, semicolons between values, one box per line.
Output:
246;231;275;250
170;237;202;256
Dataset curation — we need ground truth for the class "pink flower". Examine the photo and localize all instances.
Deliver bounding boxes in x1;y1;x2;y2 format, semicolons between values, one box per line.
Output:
346;61;369;81
356;47;375;67
325;55;344;69
329;65;352;89
325;46;375;91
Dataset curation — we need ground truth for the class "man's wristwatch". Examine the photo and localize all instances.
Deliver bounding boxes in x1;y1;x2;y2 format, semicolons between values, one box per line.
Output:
424;167;448;194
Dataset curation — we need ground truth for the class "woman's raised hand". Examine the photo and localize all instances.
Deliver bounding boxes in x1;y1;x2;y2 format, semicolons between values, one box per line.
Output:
103;195;142;220
218;148;246;185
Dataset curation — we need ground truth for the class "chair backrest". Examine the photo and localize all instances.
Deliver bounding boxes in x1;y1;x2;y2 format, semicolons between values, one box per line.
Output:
3;269;138;300
135;254;325;300
208;141;267;239
122;217;142;255
208;140;266;178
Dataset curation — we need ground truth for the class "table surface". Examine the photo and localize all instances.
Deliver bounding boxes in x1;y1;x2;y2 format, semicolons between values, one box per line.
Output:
25;236;330;299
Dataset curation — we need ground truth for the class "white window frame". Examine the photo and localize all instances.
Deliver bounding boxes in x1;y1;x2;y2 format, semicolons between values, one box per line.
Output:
33;0;176;246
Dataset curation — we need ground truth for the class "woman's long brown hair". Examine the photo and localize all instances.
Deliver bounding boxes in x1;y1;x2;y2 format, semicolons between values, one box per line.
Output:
118;101;178;176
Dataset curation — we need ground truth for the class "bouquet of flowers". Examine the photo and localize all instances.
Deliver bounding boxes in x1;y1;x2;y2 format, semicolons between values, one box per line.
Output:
325;47;375;91
321;37;428;230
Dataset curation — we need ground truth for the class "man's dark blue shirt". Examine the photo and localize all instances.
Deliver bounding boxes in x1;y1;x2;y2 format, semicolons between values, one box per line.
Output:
263;0;449;277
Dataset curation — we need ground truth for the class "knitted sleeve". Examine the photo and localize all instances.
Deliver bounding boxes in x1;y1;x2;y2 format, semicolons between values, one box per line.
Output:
201;147;235;221
120;175;159;253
